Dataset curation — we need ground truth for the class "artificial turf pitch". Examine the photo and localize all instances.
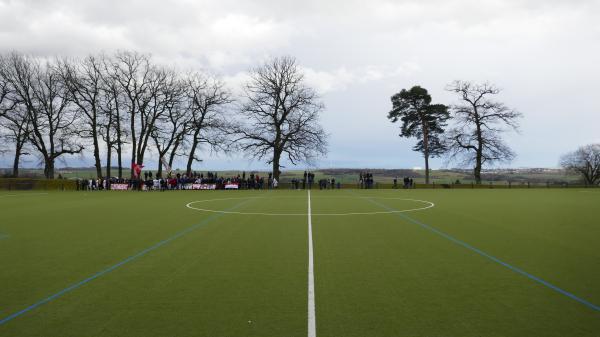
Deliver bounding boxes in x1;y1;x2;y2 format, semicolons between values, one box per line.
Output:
0;188;599;336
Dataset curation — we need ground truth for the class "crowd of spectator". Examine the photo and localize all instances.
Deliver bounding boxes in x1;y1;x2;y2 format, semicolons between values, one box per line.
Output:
74;171;397;191
318;178;341;189
289;171;341;190
393;177;415;188
359;172;375;189
73;170;393;191
75;171;279;191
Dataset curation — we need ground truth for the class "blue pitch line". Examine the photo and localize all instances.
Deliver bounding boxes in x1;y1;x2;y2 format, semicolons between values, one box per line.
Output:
352;192;600;313
0;197;255;326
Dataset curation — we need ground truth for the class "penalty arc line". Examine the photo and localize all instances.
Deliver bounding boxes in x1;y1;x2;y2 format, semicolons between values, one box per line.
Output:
307;190;317;337
0;198;254;326
352;192;600;313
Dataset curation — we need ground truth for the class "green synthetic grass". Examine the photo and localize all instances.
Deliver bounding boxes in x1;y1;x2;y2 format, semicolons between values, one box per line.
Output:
0;189;599;336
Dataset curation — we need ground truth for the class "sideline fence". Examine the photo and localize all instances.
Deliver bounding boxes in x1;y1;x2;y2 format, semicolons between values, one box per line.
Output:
360;182;599;189
1;178;598;191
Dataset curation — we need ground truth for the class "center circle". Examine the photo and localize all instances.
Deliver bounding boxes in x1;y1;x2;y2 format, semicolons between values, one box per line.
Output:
185;196;435;216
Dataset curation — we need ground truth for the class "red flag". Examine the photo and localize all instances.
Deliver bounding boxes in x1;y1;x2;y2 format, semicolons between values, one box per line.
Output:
131;163;144;178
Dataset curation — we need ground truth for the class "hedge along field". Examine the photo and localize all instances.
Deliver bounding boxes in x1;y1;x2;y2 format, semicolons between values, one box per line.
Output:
0;188;599;336
0;178;77;191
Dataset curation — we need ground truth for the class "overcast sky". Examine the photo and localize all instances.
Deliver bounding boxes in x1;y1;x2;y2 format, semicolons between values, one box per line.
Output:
1;0;599;170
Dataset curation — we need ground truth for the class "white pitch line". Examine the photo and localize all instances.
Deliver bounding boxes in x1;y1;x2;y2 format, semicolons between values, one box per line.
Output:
186;198;435;216
307;190;316;337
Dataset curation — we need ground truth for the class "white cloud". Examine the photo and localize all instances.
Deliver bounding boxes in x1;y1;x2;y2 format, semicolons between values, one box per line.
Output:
222;71;252;95
302;63;421;94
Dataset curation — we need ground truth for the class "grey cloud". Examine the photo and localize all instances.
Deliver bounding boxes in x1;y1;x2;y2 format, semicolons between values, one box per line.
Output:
0;0;599;169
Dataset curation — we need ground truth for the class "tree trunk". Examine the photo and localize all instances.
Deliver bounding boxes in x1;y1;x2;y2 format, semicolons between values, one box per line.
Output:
474;135;483;184
130;156;135;178
186;131;200;176
92;129;102;179
12;147;21;178
272;149;281;181
169;141;179;168
130;114;136;178
117;142;122;179
473;162;482;184
422;122;430;184
11;123;28;178
115;112;123;179
106;154;111;190
44;158;55;179
138;127;154;169
137;152;145;166
474;115;483;184
106;131;112;190
424;155;430;185
157;156;163;178
186;143;197;176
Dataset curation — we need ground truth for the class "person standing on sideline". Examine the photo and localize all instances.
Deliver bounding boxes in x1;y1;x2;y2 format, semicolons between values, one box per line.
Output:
303;171;307;189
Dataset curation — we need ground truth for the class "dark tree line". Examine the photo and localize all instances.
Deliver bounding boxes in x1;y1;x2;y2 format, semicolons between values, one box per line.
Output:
0;52;328;180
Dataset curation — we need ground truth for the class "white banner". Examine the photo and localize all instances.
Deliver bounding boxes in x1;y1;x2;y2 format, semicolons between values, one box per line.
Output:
192;184;217;190
110;183;129;190
225;184;239;189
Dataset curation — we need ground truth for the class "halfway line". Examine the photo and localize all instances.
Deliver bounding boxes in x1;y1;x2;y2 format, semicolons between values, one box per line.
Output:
307;190;317;337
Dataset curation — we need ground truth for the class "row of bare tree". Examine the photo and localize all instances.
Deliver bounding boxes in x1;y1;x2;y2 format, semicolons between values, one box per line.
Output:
0;52;327;180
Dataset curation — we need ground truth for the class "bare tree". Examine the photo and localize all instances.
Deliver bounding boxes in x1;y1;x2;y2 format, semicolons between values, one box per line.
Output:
184;73;231;176
138;68;179;168
232;56;327;180
58;55;106;178
108;51;153;177
0;105;30;177
445;81;522;184
560;144;600;186
167;118;189;170
0;54;29;177
99;59;129;179
0;67;16;119
150;76;188;177
110;52;181;177
0;53;82;179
